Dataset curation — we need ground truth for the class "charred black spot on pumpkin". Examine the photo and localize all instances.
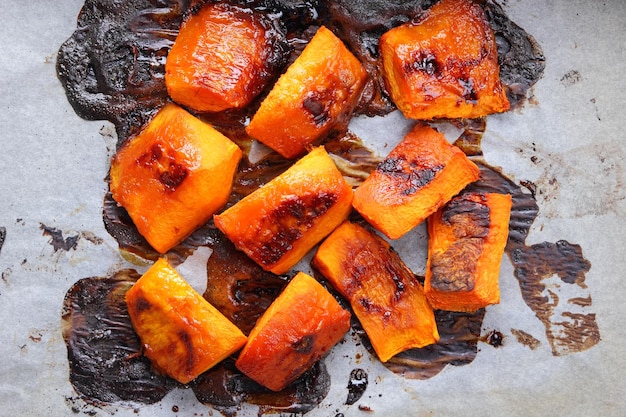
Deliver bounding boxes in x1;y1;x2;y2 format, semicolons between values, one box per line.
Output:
404;50;439;77
292;335;315;354
134;296;152;313
303;95;330;126
137;142;189;192
253;192;339;266
377;156;444;195
178;330;195;372
159;162;188;191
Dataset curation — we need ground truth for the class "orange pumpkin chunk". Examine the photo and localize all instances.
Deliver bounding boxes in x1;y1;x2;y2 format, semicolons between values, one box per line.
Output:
235;272;351;391
352;124;480;240
425;191;512;312
165;2;287;112
312;221;439;362
379;0;510;120
214;146;353;275
246;26;367;159
125;258;247;384
110;103;242;254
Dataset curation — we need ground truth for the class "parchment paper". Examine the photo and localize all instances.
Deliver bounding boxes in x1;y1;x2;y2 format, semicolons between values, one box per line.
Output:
1;1;625;416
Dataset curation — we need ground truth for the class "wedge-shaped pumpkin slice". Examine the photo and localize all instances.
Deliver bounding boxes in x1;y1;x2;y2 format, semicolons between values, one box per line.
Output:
425;191;512;312
312;221;439;362
352;124;480;240
110;103;242;253
125;258;247;384
235;272;351;391
246;26;367;159
214;146;353;274
379;0;510;120
165;2;288;112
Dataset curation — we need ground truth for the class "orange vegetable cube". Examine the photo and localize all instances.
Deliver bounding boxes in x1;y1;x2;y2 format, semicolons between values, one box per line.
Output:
352;124;480;240
214;146;353;274
379;0;510;120
245;26;367;159
165;2;287;112
425;191;512;312
109;103;242;253
235;272;351;391
312;221;439;362
125;258;247;384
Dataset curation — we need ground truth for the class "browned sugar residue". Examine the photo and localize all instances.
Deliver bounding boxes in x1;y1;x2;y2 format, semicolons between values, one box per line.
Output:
40;223;79;252
511;328;541;350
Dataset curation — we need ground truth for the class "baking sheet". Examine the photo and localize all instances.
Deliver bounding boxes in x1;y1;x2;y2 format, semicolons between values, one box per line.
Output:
1;1;625;416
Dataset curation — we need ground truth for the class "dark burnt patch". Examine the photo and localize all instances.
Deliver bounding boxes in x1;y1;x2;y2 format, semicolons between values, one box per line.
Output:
376;156;444;196
204;234;288;335
252;192;338;267
430;193;490;292
381;308;486;379
137;142;189;192
293;334;315;354
404;50;439;77
303;94;331;126
190;358;330;416
40;223;79;252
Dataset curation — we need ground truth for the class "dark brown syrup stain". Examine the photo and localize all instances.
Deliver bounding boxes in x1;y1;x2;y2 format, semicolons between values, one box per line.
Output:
62;267;330;413
61;270;178;404
467;163;600;356
510;328;541;350
203;235;289;335
190;358;330;416
40;223;79;252
382;308;486;379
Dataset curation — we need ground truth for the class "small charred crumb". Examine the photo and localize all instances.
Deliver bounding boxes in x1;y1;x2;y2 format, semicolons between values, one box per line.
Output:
483;330;504;348
520;180;537;198
0;226;6;254
346;368;368;405
40;223;79;252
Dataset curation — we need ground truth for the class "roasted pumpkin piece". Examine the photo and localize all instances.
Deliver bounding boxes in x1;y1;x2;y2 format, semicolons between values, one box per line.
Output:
109;103;242;254
312;221;439;362
125;258;247;384
245;25;367;159
425;191;512;312
165;2;288;113
214;146;353;275
352;124;480;240
379;0;510;120
235;272;351;392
